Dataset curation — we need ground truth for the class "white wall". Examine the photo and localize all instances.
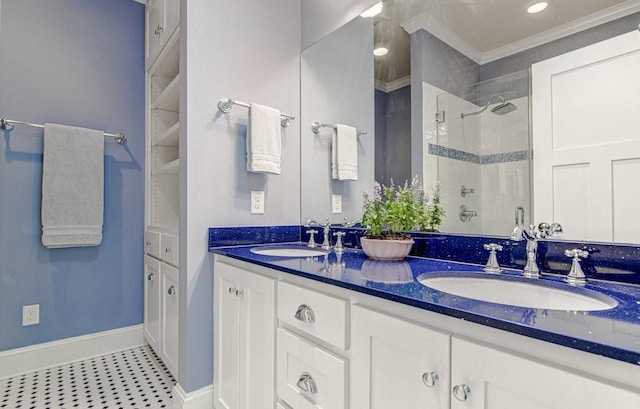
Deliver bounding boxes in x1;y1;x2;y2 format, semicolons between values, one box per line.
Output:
179;0;301;393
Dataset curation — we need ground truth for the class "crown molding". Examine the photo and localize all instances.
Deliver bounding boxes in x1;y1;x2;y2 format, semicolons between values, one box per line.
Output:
481;0;640;63
401;1;640;66
401;12;483;64
375;75;411;93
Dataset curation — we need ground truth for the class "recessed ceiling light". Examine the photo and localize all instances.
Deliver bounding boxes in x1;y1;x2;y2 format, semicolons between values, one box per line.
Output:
527;2;548;14
361;2;383;18
373;47;389;56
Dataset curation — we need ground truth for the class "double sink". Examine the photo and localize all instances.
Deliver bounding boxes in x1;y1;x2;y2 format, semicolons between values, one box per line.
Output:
249;245;618;312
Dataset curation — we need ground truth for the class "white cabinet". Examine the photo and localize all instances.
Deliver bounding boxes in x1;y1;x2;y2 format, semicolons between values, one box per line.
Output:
161;262;179;376
351;305;450;409
143;255;161;351
214;261;276;409
143;253;179;376
145;0;180;69
451;337;640;409
212;256;640;409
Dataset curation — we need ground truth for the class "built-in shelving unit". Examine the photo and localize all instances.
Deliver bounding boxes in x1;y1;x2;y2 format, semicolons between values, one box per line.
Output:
147;32;179;232
144;0;180;379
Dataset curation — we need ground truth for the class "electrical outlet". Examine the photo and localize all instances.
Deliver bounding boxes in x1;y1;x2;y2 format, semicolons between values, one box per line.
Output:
332;194;342;214
22;304;39;326
251;191;265;214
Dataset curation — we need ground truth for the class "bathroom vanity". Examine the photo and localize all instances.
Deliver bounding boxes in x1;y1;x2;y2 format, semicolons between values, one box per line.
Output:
211;244;640;409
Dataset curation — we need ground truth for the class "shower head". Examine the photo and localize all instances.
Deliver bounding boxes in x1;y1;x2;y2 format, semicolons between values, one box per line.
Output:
460;96;518;119
491;101;518;116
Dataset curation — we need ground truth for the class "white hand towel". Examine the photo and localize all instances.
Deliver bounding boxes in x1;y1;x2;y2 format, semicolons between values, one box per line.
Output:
247;103;281;174
332;124;358;181
41;123;104;248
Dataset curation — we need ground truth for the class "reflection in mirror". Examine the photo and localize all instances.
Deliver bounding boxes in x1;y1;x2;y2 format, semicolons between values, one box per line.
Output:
300;0;640;243
424;70;531;237
300;15;376;225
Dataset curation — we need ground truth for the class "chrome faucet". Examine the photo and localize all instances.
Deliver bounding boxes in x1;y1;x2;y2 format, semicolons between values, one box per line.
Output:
320;218;331;250
341;217;361;227
565;249;589;285
333;231;346;253
510;222;563;278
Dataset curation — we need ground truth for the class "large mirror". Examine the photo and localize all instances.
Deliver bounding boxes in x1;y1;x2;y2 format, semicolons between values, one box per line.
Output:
300;0;640;244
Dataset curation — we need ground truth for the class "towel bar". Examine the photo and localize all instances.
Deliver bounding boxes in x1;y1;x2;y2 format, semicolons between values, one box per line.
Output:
217;98;295;127
311;121;367;136
0;117;126;144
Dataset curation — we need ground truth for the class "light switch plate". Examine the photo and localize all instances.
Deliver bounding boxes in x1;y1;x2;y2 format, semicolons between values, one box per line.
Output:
251;191;265;214
332;194;342;214
23;304;40;326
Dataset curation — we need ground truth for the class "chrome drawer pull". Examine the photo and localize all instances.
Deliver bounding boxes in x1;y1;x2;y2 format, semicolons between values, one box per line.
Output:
147;273;154;281
294;304;316;323
453;384;471;401
296;372;318;395
422;371;438;388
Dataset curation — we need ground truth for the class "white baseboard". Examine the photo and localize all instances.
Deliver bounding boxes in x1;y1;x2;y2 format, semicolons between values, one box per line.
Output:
0;324;144;380
173;383;214;409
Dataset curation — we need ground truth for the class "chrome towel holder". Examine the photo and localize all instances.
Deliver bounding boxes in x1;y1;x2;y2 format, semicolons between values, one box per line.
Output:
311;121;367;136
0;117;127;144
217;98;295;127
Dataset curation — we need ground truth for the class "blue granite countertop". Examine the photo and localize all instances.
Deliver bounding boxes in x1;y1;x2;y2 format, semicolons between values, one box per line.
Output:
211;242;640;366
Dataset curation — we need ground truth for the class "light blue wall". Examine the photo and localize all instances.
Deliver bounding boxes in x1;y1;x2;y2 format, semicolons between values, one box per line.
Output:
0;0;145;351
375;86;411;186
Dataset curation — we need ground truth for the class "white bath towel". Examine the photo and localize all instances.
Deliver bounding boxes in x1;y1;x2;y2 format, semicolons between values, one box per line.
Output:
332;124;358;181
247;103;281;174
41;123;104;248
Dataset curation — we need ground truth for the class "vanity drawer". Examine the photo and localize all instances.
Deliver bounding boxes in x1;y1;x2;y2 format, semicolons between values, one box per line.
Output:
277;328;347;409
277;281;348;349
160;233;179;267
144;230;161;259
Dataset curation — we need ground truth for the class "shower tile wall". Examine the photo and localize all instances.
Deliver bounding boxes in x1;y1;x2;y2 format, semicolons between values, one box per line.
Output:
423;83;530;236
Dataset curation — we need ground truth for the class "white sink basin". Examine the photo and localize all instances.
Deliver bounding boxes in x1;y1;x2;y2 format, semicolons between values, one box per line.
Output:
418;273;618;311
250;246;328;257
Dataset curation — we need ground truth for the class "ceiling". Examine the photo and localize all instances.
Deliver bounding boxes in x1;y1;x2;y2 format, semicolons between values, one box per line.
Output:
374;0;640;85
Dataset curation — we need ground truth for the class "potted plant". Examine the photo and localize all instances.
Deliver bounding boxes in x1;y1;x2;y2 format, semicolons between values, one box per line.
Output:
361;177;444;260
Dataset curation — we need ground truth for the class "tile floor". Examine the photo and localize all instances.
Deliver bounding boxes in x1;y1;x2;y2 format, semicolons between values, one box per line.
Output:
0;344;175;409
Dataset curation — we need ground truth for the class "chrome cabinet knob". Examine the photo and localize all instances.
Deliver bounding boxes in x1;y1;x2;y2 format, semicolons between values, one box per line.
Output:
235;289;244;297
154;25;163;36
145;240;151;246
167;285;176;296
422;371;438;388
165;247;172;253
294;304;316;323
147;273;154;281
296;372;318;395
453;384;471;401
228;287;235;295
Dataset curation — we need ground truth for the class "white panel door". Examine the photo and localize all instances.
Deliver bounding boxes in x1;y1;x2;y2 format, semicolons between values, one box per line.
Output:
143;256;161;351
351;305;450;409
214;263;241;409
239;270;276;409
451;337;640;409
161;262;179;376
532;30;640;242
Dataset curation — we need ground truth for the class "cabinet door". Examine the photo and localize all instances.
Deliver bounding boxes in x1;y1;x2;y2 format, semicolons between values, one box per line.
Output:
451;337;640;409
145;0;163;66
161;262;179;376
239;270;276;409
351;305;450;409
143;256;161;351
214;262;241;409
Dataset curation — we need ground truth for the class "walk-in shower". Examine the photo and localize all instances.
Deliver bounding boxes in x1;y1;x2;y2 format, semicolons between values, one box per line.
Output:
460;95;518;118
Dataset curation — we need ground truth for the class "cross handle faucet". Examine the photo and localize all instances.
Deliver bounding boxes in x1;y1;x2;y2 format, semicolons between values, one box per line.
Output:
320;218;331;250
564;249;589;285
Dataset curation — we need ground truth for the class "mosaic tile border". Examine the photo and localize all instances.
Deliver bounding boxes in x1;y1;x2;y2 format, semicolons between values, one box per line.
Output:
428;143;529;165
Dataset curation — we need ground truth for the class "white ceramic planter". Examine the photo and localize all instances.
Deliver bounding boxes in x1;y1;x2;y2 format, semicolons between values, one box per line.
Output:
360;237;414;261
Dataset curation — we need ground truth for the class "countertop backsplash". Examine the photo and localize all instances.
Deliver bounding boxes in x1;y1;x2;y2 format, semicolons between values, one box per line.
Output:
208;225;640;286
